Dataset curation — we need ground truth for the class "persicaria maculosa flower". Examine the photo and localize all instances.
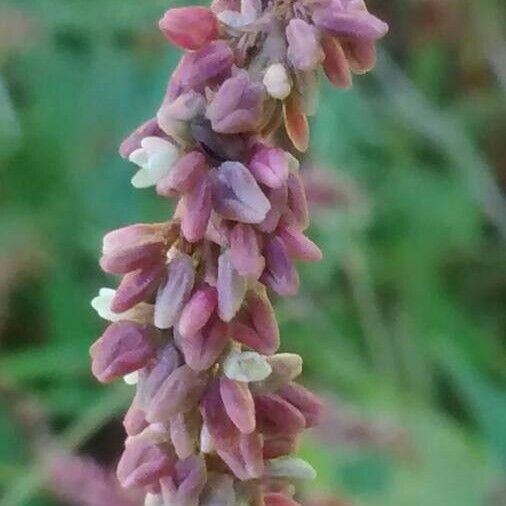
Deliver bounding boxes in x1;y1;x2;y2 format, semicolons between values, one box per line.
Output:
89;0;388;504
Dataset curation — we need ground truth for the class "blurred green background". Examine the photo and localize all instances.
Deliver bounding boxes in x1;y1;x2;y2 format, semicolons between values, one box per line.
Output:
1;0;506;505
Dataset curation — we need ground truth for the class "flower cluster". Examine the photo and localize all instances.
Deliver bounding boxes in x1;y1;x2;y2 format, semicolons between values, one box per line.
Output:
90;1;387;506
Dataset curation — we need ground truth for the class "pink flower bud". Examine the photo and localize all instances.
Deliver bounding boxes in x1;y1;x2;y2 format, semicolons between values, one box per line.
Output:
286;19;324;72
147;365;208;423
154;255;195;329
117;438;176;489
90;321;156;383
249;146;290;189
206;72;265;134
277;225;322;262
261;237;299;297
160;455;207;506
229;224;264;278
178;286;218;338
180;317;229;371
159;7;219;51
229;321;273;355
112;263;164;313
321;34;352;89
157;151;208;197
217;432;264;481
100;223;167;274
217;249;247;322
254;394;306;436
141;344;182;398
212;162;271;224
179;176;213;243
220;377;256;434
179;41;234;91
278;383;325;428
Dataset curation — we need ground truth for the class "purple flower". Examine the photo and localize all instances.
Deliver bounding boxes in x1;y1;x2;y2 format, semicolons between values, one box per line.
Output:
90;321;156;383
261;236;300;297
116;438;176;489
286;19;324;72
211;161;271;224
160;455;207;506
206;72;265;134
249;146;290;189
178;41;234;91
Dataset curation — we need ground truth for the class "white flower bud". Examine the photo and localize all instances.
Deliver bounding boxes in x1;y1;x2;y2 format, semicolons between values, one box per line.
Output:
264;456;317;480
91;287;153;323
129;136;178;189
200;421;214;454
223;351;272;382
123;371;139;385
263;64;292;100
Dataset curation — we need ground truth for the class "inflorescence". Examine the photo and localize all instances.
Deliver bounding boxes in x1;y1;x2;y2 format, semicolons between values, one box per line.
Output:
89;1;387;505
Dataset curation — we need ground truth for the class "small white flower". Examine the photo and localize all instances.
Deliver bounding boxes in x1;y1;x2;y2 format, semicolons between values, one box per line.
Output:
223;350;272;382
123;371;139;385
129;136;178;189
91;288;119;321
263;64;292;100
91;287;153;323
264;456;317;480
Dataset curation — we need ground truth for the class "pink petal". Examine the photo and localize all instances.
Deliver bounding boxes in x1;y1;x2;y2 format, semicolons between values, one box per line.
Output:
321;34;353;89
180;317;229;371
249;146;289;189
157;151;208;197
254;394;306;436
220;377;256;434
154;254;195;329
178;286;218;338
229;223;264;278
277;225;322;262
261;237;300;297
112;263;164;313
116;438;176;489
278;383;325;428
